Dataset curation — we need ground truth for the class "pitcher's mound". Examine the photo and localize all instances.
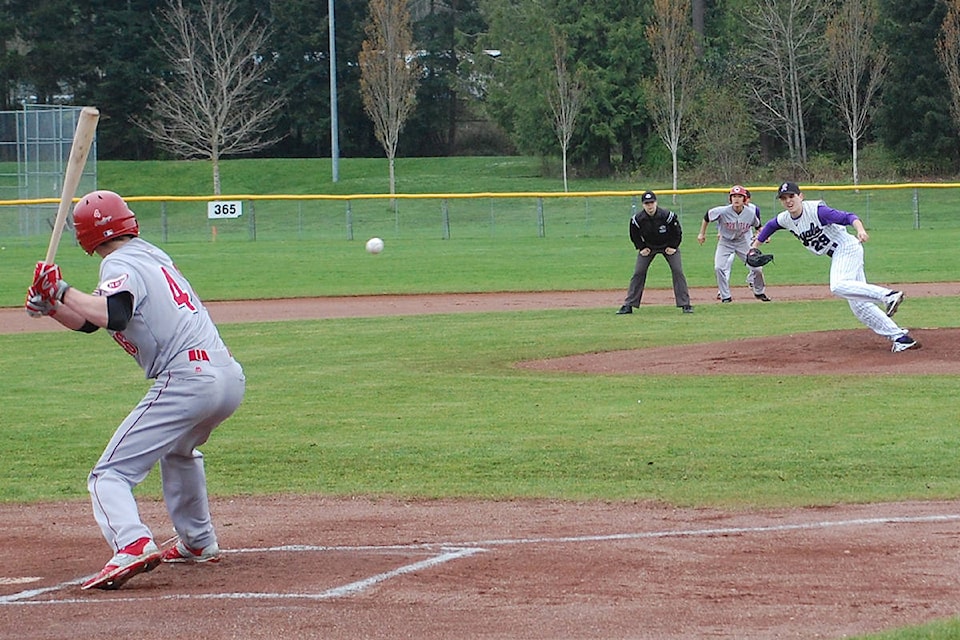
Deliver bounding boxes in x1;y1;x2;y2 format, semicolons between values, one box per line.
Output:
519;328;957;375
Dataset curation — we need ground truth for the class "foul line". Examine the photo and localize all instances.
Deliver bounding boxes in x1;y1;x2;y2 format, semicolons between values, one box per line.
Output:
3;512;959;606
454;513;960;547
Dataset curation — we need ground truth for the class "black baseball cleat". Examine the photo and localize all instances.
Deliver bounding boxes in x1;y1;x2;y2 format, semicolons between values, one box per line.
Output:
721;297;732;303
754;293;772;302
616;304;632;315
681;305;694;314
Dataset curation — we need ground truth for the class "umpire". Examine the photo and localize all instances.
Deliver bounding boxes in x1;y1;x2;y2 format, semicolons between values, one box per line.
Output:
616;190;694;314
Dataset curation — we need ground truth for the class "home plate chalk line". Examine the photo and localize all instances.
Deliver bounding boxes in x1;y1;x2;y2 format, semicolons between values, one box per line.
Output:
2;512;958;606
0;577;41;586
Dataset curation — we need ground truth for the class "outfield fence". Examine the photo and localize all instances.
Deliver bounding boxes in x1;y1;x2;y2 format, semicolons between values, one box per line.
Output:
0;183;957;248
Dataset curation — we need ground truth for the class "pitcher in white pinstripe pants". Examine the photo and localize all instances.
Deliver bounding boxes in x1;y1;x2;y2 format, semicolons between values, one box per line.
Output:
751;182;918;353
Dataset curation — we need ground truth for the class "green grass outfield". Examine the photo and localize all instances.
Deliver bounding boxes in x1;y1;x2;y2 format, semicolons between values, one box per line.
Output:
1;157;959;639
4;292;959;504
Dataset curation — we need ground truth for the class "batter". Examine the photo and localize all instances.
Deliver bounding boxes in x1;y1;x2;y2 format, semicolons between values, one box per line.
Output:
751;182;917;352
27;190;245;590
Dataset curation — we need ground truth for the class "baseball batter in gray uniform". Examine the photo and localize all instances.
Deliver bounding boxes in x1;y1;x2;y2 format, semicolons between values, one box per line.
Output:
27;190;245;590
697;185;770;303
751;182;918;352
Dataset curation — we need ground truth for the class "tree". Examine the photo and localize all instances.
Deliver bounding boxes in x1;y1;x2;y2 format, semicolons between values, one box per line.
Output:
472;0;554;158
547;31;584;192
134;0;286;194
691;0;705;56
937;0;960;160
8;0;94;106
824;0;886;186
477;0;649;175
402;0;487;156
876;0;954;169
0;1;24;111
359;0;421;198
644;0;700;193
738;0;829;169
74;0;168;160
690;83;758;183
258;0;334;158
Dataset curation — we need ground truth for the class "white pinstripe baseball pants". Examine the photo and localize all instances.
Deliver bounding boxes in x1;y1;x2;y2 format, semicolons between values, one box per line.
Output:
828;242;907;341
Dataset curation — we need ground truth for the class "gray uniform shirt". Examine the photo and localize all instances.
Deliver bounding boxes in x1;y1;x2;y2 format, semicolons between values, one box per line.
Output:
705;203;760;242
95;237;228;379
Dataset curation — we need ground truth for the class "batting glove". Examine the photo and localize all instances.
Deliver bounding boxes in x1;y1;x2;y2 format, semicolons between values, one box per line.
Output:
24;287;58;318
33;262;70;303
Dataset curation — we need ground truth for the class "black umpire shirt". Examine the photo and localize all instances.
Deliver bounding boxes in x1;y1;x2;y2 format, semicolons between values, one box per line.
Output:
628;206;683;252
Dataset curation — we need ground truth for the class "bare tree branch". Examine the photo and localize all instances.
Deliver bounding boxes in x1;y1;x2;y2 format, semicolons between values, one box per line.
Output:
547;32;584;193
824;0;886;186
738;0;829;169
645;0;700;193
133;0;287;194
938;0;960;161
359;0;421;198
691;83;758;182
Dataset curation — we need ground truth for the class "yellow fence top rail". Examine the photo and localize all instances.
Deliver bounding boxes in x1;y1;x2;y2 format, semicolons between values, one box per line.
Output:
2;182;959;207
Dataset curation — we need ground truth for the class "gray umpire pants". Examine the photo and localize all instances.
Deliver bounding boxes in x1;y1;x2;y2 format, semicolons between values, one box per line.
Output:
623;249;691;308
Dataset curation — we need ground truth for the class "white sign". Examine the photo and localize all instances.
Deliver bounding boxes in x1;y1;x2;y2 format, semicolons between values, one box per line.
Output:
207;201;243;219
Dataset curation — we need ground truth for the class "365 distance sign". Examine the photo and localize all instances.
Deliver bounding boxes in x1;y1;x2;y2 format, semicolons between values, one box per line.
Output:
207;201;243;219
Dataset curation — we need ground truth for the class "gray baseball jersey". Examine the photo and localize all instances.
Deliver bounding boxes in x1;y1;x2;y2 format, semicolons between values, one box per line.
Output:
705;202;759;241
96;238;228;378
705;203;765;299
88;237;244;554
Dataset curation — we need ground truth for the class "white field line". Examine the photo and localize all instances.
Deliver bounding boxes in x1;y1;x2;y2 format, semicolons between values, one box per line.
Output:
0;580;84;603
451;513;960;548
0;577;41;585
1;546;485;606
216;513;960;554
3;512;958;606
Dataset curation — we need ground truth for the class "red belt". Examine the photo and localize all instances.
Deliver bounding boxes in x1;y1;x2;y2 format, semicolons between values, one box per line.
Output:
188;349;210;362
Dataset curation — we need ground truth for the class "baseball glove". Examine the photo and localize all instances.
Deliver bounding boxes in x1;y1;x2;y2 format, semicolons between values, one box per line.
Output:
745;248;774;268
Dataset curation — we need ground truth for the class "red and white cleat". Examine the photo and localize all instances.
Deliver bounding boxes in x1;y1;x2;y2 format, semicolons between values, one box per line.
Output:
81;537;162;590
161;539;221;564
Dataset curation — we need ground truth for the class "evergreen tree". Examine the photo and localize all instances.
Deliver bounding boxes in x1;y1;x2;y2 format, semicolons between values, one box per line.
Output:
477;0;650;175
74;0;165;159
402;0;487;156
875;0;957;170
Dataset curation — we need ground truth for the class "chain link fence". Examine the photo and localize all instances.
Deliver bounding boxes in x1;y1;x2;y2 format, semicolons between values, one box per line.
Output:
0;105;98;246
0;185;955;248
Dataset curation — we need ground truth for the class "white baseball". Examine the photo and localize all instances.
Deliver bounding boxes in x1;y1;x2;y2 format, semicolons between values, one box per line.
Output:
365;237;384;254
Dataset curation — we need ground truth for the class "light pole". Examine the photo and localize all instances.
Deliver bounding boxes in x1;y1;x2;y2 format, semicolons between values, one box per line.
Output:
328;0;340;182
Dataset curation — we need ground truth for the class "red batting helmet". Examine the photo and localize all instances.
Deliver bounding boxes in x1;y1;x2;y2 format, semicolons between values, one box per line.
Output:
728;185;748;202
73;190;139;254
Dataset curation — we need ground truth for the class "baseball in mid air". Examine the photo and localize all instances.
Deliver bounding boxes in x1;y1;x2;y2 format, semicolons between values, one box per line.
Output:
365;237;384;254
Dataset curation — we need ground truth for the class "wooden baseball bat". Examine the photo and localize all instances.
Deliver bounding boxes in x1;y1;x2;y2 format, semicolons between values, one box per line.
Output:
43;106;100;265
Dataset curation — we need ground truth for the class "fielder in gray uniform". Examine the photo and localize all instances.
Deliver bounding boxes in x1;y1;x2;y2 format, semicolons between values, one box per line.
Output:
697;185;770;303
752;182;917;352
27;190;246;590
